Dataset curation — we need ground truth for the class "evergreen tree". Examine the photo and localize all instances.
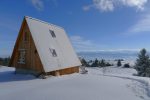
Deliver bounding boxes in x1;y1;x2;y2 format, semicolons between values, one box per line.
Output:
88;60;93;64
0;57;11;66
81;58;89;67
117;59;122;67
91;58;99;67
0;58;2;65
100;59;106;67
135;48;150;77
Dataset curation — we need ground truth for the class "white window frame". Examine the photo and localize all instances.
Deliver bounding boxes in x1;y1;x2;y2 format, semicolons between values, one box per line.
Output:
49;30;56;38
49;48;57;57
18;49;26;64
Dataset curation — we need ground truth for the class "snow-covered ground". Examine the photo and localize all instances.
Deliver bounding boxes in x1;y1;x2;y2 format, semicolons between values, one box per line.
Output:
0;66;150;100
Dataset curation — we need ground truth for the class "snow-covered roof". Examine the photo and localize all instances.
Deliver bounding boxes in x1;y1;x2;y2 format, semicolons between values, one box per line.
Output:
25;16;81;72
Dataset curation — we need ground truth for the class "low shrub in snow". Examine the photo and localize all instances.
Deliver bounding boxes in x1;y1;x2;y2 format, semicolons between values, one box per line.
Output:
123;63;130;68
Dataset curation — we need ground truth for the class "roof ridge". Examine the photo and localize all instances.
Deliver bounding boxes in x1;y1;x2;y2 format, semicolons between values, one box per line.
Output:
25;16;64;30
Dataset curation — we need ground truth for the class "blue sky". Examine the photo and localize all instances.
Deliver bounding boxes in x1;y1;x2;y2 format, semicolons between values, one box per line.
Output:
0;0;150;57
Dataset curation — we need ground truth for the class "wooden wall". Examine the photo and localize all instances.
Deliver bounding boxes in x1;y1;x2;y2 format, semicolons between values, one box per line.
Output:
10;20;44;75
46;66;79;76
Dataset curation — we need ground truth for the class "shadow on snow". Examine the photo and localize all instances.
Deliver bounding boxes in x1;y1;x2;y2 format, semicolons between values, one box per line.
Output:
0;70;36;83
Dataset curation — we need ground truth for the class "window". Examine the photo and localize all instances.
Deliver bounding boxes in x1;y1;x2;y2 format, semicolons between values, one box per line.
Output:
49;48;57;57
49;30;56;38
18;49;26;64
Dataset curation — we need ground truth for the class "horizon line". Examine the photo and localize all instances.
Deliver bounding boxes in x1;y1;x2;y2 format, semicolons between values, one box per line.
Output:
76;49;142;52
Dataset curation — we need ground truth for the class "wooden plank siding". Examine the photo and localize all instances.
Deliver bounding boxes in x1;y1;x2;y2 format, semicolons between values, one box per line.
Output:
46;66;79;76
9;20;44;75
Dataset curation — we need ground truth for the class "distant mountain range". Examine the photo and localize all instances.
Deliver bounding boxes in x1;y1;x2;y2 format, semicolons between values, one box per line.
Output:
77;50;139;61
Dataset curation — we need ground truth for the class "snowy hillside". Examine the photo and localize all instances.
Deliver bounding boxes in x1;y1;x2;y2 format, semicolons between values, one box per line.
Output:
0;66;150;100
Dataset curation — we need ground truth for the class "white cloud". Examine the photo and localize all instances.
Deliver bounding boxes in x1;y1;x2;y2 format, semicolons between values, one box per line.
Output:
93;0;114;12
29;0;59;11
30;0;44;11
83;0;148;12
70;36;93;51
70;36;106;51
128;13;150;33
121;0;147;10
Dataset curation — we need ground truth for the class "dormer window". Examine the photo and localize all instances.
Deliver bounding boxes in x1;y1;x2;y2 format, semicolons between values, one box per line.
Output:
49;48;57;57
49;30;56;38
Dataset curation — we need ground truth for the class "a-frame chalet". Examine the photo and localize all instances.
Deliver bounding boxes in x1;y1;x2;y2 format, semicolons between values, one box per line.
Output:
9;16;81;76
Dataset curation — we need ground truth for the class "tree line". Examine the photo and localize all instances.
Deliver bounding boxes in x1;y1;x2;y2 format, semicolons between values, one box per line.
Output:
80;58;113;67
81;48;150;77
80;58;130;68
0;57;10;66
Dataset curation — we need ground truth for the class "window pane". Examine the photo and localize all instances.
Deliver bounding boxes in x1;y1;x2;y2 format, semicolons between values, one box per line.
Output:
49;48;57;57
18;50;26;64
49;30;56;38
52;49;57;57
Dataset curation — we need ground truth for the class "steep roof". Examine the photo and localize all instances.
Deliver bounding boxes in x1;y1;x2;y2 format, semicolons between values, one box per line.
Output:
25;16;81;72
